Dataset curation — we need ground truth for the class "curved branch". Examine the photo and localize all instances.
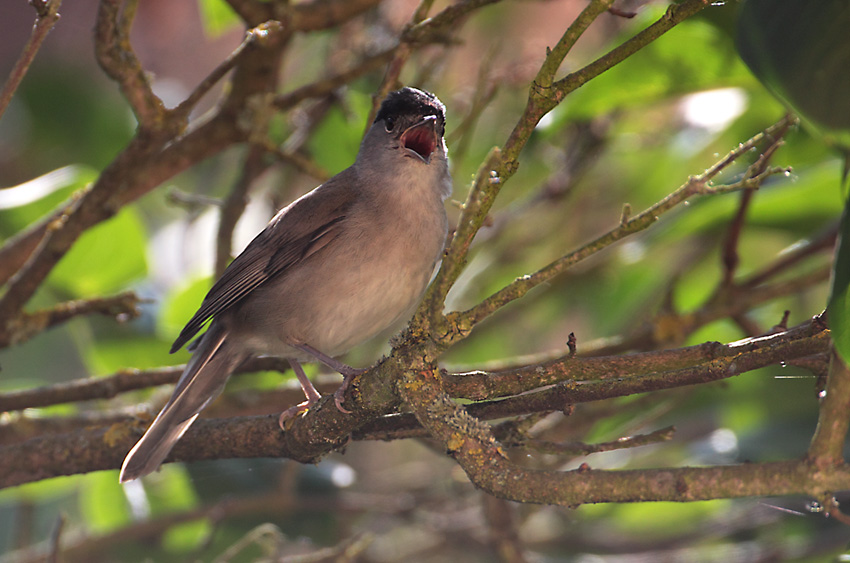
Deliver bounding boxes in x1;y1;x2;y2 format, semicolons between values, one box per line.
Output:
397;360;850;506
94;0;168;128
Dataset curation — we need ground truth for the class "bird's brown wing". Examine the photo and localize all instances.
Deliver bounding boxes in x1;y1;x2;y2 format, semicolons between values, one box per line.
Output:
170;171;358;353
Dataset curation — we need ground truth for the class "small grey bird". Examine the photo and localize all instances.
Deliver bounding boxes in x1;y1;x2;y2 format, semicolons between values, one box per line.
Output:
120;87;451;482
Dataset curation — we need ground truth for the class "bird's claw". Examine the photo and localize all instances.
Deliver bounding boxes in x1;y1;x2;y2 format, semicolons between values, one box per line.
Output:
278;400;313;429
334;386;353;414
333;369;363;414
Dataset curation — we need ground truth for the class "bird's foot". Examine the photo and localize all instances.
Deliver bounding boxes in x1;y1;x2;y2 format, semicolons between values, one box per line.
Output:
279;399;315;429
333;367;366;414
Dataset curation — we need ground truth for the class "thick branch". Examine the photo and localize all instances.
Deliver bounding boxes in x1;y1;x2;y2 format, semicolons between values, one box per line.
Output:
444;320;828;401
0;116;239;346
396;361;850;507
0;318;829;487
808;349;850;468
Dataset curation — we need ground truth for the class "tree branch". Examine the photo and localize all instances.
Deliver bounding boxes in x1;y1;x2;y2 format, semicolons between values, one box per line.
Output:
0;318;828;486
509;426;676;457
3;291;144;347
419;0;713;348
454;116;795;335
215;146;271;278
94;0;168;129
396;358;850;506
808;348;850;468
0;0;63;121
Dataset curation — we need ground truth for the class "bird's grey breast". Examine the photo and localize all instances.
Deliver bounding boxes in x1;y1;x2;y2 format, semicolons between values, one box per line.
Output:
229;168;448;358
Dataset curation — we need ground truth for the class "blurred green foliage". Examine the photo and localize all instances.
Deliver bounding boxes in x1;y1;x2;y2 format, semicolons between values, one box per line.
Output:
0;1;847;561
197;0;241;37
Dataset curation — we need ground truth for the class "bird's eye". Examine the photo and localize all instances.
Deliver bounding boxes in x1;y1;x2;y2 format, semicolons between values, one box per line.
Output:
385;117;395;132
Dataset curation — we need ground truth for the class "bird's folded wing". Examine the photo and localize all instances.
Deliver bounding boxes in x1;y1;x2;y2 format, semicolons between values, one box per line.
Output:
170;172;358;353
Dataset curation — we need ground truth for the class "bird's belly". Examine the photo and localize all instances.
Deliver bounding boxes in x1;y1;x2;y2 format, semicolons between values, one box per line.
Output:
231;238;439;359
307;264;430;354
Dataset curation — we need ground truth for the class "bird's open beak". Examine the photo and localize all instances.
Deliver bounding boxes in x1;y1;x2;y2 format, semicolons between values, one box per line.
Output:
401;115;439;163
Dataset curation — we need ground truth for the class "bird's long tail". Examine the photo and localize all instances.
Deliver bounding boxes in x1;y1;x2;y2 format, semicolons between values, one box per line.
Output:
119;323;245;482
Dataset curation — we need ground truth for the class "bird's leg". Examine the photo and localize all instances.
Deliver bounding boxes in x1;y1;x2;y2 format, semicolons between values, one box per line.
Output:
293;343;366;414
293;343;365;377
278;358;322;427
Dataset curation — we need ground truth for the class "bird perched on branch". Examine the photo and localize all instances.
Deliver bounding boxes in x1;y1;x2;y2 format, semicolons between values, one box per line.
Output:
120;87;452;482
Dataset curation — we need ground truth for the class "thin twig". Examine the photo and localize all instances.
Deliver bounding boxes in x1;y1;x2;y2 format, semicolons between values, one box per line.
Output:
174;22;285;120
215;146;270;277
420;148;502;330
45;514;65;563
8;491;393;563
445;45;501;165
741;224;838;288
0;0;64;121
0;291;144;348
454;117;795;333
509;426;676;456
275;0;500;115
722;114;793;285
482;494;528;563
262;141;330;182
722;189;755;285
0;356;300;412
423;0;711;341
273;49;396;111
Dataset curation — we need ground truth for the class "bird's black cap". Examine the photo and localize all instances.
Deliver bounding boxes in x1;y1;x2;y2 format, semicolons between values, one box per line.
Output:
374;87;445;128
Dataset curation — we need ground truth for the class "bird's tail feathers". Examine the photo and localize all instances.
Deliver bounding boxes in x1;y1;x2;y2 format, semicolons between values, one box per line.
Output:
119;325;244;482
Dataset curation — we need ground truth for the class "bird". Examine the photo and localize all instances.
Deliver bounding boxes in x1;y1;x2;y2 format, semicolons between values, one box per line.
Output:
119;87;452;482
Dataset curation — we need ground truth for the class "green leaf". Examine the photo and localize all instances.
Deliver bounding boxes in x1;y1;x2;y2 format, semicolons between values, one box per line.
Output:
0;475;79;503
84;335;182;374
49;206;148;296
197;0;241;36
158;275;213;344
79;471;131;533
162;518;213;553
307;91;372;175
544;16;751;126
608;500;731;537
736;0;850;149
145;465;199;510
829;196;850;363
